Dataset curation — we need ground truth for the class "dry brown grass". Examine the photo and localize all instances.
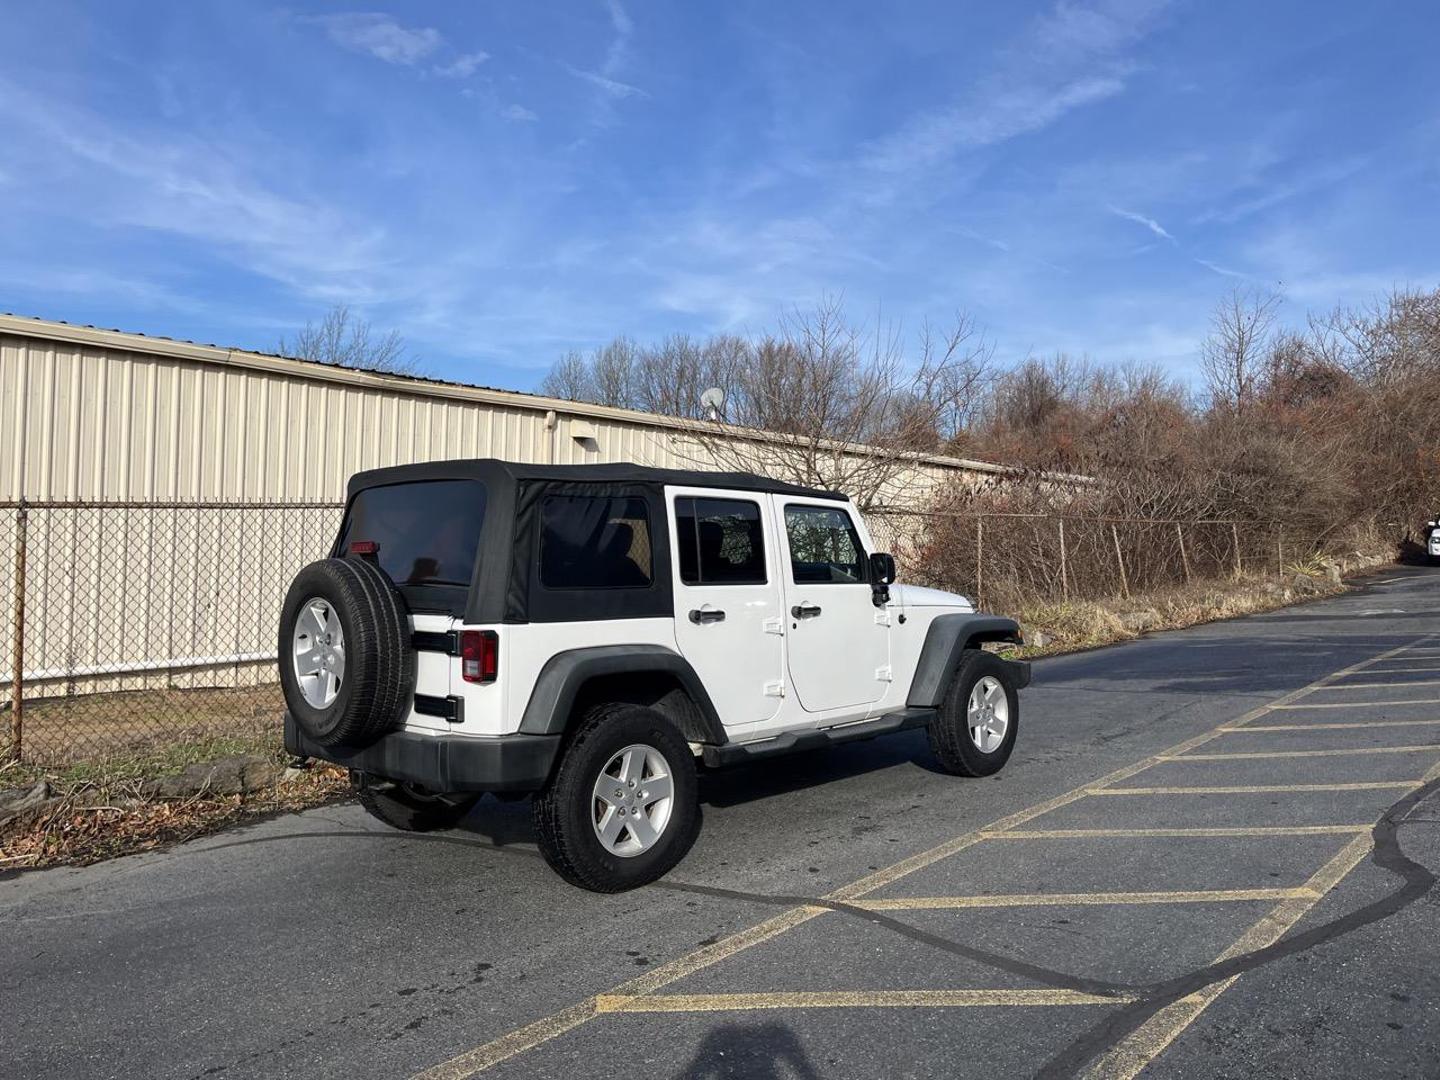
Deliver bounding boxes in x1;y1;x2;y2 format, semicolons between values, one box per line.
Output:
1008;571;1354;657
1;751;349;871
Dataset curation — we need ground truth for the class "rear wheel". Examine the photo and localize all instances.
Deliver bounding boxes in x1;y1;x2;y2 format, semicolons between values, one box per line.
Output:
533;704;700;892
354;774;478;832
928;649;1019;777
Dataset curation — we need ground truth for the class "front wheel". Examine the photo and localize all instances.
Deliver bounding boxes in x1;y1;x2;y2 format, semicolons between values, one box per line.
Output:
928;649;1020;777
533;703;700;892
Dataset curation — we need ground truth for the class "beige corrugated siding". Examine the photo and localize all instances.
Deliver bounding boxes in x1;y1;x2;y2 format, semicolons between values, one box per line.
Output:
0;315;1010;502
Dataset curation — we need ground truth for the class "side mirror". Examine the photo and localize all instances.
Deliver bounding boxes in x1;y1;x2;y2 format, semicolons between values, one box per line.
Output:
869;552;896;585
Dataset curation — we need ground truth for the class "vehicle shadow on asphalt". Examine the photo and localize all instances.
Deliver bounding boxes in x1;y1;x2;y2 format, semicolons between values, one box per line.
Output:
675;1021;821;1080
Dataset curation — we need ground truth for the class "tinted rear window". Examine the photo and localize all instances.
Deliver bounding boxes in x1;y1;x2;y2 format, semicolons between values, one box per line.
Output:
336;480;486;588
539;495;653;589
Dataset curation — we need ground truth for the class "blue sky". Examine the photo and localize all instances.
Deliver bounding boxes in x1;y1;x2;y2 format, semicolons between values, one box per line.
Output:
2;0;1438;390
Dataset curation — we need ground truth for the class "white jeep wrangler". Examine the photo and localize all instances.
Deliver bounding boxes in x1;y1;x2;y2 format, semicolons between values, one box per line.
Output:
279;460;1029;891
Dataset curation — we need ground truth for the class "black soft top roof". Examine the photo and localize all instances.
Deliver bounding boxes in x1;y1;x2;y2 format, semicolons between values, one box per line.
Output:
347;458;848;502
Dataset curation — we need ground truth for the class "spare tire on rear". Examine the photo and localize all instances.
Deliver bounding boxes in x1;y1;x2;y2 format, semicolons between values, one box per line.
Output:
278;557;415;748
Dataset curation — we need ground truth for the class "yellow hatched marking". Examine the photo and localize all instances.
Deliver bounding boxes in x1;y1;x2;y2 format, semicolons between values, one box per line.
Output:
1270;699;1440;709
982;825;1368;840
1085;754;1440;1079
854;888;1317;910
596;989;1129;1012
411;636;1433;1079
1161;745;1440;761
1091;781;1420;795
1082;835;1374;1079
1218;720;1440;731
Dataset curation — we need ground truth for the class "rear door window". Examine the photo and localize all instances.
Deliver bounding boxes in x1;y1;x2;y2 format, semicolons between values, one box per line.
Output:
675;497;766;584
336;480;486;588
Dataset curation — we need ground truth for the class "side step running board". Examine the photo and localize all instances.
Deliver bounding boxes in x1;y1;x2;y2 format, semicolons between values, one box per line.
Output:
701;707;936;768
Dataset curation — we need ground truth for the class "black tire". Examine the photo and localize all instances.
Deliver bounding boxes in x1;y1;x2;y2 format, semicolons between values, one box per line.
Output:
533;704;700;892
354;774;478;832
277;557;415;748
928;648;1019;777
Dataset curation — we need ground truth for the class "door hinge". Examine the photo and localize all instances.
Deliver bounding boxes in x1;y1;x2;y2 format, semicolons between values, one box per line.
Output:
876;665;893;682
874;609;892;626
762;616;784;636
764;680;786;697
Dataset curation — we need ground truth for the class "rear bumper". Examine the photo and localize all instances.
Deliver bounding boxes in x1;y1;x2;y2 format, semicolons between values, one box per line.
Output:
1004;658;1032;689
284;713;560;793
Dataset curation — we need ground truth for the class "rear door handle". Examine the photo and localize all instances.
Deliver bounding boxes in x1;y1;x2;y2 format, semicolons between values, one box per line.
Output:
688;607;726;624
791;602;822;619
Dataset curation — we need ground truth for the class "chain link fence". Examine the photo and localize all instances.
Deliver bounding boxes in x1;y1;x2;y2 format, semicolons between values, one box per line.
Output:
1;498;1339;768
871;509;1315;613
1;500;343;766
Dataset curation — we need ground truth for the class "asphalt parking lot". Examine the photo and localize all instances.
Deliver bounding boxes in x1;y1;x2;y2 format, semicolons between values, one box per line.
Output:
4;569;1439;1079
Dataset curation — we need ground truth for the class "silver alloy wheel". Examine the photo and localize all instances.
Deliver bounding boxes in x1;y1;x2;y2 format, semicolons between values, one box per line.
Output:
967;675;1009;753
591;743;675;858
292;597;346;708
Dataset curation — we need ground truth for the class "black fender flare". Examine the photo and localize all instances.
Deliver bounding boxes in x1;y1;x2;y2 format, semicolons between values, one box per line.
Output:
906;614;1029;709
517;644;727;744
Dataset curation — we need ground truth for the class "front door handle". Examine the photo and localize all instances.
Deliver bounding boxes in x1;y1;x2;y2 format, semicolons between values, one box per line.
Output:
688;607;726;624
791;602;822;619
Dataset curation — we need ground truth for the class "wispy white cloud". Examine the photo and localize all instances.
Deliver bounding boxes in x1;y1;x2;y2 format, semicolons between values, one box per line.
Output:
1195;258;1248;279
501;103;539;123
562;1;646;109
1108;204;1174;241
863;0;1169;175
434;51;490;79
564;63;646;99
310;13;443;66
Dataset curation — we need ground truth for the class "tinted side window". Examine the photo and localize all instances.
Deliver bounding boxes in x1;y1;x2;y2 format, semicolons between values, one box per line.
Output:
336;480;485;587
540;496;653;589
784;505;866;584
675;497;766;585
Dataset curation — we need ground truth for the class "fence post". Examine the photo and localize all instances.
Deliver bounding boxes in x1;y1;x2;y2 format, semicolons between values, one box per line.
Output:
1277;536;1284;578
1058;518;1069;602
1231;522;1242;578
1111;522;1130;600
8;501;27;763
1176;522;1191;584
975;517;984;611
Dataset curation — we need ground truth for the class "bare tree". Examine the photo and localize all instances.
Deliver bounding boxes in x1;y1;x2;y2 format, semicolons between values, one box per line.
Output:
540;350;596;402
691;298;994;510
277;304;415;375
1201;287;1281;412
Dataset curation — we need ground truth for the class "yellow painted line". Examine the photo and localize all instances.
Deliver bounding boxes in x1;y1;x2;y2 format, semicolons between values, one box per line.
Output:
1271;699;1440;709
1091;781;1421;795
1161;745;1440;761
596;989;1129;1012
854;888;1317;910
1218;720;1440;731
1349;665;1440;673
1082;834;1374;1080
409;635;1432;1079
982;825;1369;839
1320;678;1440;690
409;905;827;1080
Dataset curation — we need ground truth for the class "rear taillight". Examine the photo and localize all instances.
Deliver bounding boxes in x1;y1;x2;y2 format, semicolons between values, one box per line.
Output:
460;630;498;684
